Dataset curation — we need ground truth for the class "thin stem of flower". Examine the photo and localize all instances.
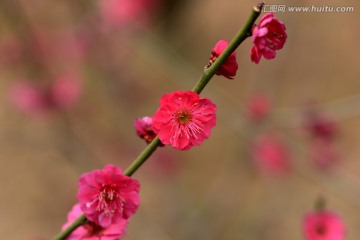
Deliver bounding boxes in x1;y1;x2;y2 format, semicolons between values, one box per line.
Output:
50;3;264;239
124;136;161;176
192;2;264;94
51;214;87;240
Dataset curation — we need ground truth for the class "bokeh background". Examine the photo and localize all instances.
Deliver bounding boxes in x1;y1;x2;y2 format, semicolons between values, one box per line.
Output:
0;0;359;239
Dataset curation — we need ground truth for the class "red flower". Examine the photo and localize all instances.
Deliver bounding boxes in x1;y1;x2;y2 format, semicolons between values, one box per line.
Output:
51;75;82;109
77;165;140;228
100;0;159;28
304;112;337;142
251;134;291;175
250;13;287;64
303;109;339;170
152;90;217;150
309;139;339;170
62;204;128;240
246;93;270;122
134;116;156;143
9;75;82;117
303;211;345;240
207;40;238;79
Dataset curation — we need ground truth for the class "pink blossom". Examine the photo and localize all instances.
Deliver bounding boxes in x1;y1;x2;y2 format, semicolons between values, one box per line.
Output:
51;75;82;109
303;211;345;240
9;82;50;116
134;116;158;144
308;139;339;170
62;204;128;240
207;40;238;79
99;0;159;28
77;165;140;228
246;93;270;122
250;13;287;64
251;134;291;175
303;109;339;169
304;112;337;142
145;150;181;179
152;90;217;150
9;76;81;117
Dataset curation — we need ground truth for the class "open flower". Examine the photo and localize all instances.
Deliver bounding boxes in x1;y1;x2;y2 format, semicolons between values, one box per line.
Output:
250;13;287;64
77;165;140;228
62;204;128;240
152;90;217;150
207;40;238;79
303;210;345;240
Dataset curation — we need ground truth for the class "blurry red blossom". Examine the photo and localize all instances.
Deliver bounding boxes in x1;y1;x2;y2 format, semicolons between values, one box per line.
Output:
62;204;128;240
99;0;160;28
250;13;287;64
9;75;82;117
308;139;339;170
77;165;140;228
303;109;339;169
145;151;182;179
303;210;345;240
246;93;270;122
152;90;217;150
28;31;88;68
207;40;238;79
304;111;338;142
251;134;291;175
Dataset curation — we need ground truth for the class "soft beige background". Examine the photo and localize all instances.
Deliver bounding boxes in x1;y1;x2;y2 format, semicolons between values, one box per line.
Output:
0;0;359;239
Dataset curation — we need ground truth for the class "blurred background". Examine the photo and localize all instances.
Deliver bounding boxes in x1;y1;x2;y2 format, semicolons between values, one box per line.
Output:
0;0;359;239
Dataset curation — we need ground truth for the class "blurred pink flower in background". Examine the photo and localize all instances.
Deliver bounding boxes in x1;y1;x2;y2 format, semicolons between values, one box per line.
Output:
251;134;291;175
143;150;182;180
9;81;49;116
99;0;160;28
62;204;128;240
152;90;217;150
303;210;345;240
28;31;88;69
304;111;338;142
77;165;140;228
51;75;82;109
250;13;287;64
308;139;339;170
246;92;271;122
9;75;82;117
207;40;238;79
303;109;339;170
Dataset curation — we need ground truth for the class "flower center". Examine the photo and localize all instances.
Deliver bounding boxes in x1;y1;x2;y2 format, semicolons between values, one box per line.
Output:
174;110;192;124
96;184;122;214
315;223;327;236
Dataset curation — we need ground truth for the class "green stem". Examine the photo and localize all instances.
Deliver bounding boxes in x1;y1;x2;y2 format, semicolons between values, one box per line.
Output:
51;3;264;239
192;2;264;94
51;215;87;240
124;137;161;176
